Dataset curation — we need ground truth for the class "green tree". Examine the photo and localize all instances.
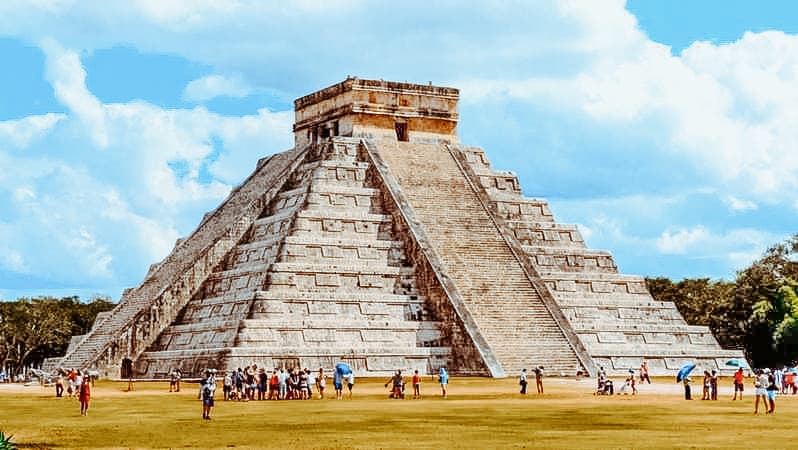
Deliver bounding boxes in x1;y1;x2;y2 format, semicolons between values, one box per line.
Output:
0;296;115;376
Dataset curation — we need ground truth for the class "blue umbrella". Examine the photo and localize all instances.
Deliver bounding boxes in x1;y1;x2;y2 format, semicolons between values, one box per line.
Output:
676;363;696;382
335;362;352;376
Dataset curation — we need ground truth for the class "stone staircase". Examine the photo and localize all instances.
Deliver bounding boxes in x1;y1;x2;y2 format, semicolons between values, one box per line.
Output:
371;139;587;376
135;138;452;377
458;146;744;374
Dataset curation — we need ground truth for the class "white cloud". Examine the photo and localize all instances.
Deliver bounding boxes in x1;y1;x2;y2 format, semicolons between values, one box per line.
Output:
0;113;64;147
723;195;757;212
0;248;28;272
40;39;108;148
657;226;710;254
183;74;253;102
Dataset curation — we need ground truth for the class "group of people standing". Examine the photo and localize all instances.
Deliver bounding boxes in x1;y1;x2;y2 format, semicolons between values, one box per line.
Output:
214;365;349;402
518;367;544;395
53;368;92;416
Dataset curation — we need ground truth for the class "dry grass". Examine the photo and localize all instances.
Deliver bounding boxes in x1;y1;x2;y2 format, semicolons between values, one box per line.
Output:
0;376;795;449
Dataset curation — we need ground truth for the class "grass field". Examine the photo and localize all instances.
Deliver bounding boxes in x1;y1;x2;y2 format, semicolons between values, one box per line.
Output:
1;376;796;449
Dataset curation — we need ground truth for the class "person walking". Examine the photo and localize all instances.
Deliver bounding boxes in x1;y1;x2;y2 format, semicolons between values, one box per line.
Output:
683;375;692;400
710;370;718;400
754;369;769;414
201;370;216;420
766;369;778;414
317;368;326;399
701;370;711;400
412;370;422;399
732;367;745;400
639;361;651;384
55;373;64;398
78;372;91;416
438;367;449;398
519;369;528;395
534;366;544;394
346;371;355;399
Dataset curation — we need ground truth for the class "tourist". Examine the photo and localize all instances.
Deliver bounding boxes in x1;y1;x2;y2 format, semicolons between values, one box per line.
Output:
732;368;744;400
701;370;710;400
234;368;244;400
683;375;692;400
519;368;528;395
277;368;288;400
55;373;64;398
246;365;256;400
766;369;778;414
534;366;544;394
68;368;77;398
269;369;279;400
639;361;651;384
597;366;607;392
783;369;794;395
169;368;178;392
317;368;326;399
299;368;309;400
258;368;268;400
710;370;718;400
334;366;344;400
386;370;405;399
754;369;768;414
223;371;232;401
438;367;449;397
201;370;216;420
346;371;355;399
79;371;91;416
305;368;315;399
412;370;422;399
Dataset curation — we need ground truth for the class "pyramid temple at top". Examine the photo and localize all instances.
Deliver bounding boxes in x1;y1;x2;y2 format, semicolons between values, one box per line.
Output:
50;78;743;378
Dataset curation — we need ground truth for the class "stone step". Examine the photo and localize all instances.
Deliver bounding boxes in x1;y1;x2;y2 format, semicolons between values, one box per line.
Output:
253;290;426;304
375;140;583;375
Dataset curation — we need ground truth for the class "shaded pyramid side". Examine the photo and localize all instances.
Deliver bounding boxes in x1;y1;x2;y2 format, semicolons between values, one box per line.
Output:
135;138;487;377
366;139;593;377
457;145;744;375
58;147;307;373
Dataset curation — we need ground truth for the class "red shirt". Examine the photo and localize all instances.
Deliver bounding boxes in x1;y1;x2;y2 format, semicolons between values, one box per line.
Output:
734;371;744;383
412;374;421;385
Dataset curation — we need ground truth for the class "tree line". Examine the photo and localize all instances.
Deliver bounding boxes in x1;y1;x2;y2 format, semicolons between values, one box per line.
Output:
646;233;798;368
0;296;115;376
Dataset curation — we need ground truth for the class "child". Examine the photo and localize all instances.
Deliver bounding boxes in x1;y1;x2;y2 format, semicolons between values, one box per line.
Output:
412;370;422;399
346;371;355;399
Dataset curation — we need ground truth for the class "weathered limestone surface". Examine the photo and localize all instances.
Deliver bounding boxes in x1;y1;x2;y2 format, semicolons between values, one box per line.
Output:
459;146;743;374
56;78;743;378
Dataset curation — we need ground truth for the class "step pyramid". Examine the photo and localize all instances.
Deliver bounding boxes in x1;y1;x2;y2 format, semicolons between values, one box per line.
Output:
55;78;743;378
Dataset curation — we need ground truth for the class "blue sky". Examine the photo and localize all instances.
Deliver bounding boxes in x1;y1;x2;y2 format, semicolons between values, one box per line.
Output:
1;1;796;301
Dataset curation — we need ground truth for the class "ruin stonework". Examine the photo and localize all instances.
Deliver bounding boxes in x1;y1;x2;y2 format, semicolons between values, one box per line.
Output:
54;78;743;377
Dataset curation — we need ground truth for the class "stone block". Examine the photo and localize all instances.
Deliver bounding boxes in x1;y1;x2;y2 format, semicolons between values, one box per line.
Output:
303;329;336;342
591;281;613;293
307;302;339;314
596;332;626;343
644;333;676;344
358;274;384;288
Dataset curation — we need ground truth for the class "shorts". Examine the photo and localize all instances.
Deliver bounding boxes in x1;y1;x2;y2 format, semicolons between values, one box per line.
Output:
755;388;767;396
734;382;744;392
767;390;777;401
334;382;342;390
348;383;353;390
203;397;214;407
